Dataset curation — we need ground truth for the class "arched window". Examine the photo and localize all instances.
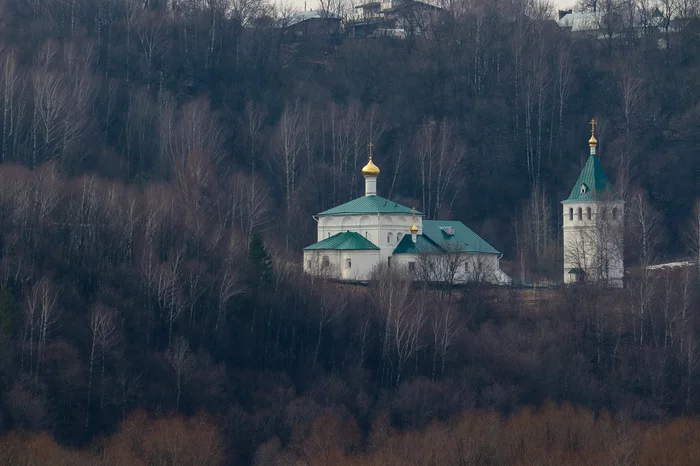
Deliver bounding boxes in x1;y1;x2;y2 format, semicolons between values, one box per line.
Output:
322;256;330;268
587;207;592;220
578;207;583;221
569;208;573;221
612;208;618;220
387;232;393;244
307;261;311;270
346;258;352;269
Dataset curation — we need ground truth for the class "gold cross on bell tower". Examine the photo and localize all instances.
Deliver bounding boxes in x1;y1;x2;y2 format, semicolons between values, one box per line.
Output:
588;118;598;148
368;142;374;160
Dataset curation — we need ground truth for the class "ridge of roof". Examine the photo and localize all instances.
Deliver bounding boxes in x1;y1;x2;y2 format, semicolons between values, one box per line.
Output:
317;195;420;216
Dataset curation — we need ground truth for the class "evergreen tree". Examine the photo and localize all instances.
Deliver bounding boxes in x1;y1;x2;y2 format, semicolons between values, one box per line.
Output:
248;232;273;285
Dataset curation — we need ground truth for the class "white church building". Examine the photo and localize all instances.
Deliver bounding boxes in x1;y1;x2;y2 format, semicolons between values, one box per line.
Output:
303;148;510;285
562;121;625;287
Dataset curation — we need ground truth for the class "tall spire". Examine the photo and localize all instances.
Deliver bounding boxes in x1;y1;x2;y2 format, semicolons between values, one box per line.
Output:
589;119;598;155
362;142;380;196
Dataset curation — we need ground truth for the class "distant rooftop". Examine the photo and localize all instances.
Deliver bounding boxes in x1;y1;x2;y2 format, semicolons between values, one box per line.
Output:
287;10;341;27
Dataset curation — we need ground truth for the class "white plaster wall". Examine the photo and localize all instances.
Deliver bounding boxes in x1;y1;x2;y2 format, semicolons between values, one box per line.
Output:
392;253;507;285
303;250;380;281
316;213;420;263
304;250;341;278
562;201;624;287
339;251;381;281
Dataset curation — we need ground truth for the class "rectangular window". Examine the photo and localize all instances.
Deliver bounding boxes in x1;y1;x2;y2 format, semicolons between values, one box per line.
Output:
408;262;415;272
346;258;352;269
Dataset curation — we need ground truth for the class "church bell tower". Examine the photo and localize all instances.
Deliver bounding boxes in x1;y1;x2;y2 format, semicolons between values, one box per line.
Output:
562;120;624;287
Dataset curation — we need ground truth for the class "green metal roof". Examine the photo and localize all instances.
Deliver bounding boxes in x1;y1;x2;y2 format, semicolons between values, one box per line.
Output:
423;220;500;254
563;154;613;203
303;231;380;251
317;195;419;216
392;234;443;254
393;221;500;255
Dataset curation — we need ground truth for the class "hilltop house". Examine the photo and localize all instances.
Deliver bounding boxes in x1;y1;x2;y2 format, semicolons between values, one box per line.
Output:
350;0;446;38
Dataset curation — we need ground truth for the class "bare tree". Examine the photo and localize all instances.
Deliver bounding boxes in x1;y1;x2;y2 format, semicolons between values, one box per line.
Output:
686;199;700;278
313;284;347;366
520;184;555;277
372;265;424;385
274;100;303;252
86;304;119;429
32;43;69;167
168;336;194;413
629;191;660;347
430;299;459;379
415;120;464;219
1;49;25;163
22;278;60;383
136;11;169;90
216;260;246;332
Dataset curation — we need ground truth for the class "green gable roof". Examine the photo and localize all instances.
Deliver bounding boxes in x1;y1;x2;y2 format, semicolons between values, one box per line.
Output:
393;221;500;255
563;154;612;203
304;231;380;251
392;234;443;254
317;195;419;216
423;220;500;254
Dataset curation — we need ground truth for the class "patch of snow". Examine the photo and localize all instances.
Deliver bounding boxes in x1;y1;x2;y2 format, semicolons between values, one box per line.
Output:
646;261;694;270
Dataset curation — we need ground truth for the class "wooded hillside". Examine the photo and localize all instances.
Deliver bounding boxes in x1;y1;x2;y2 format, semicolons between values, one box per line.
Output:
1;0;700;463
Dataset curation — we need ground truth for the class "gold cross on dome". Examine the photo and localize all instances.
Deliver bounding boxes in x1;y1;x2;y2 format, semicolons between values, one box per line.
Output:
368;142;374;159
590;119;596;136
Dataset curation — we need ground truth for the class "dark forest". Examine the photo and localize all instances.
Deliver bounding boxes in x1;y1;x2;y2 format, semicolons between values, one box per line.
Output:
1;0;700;463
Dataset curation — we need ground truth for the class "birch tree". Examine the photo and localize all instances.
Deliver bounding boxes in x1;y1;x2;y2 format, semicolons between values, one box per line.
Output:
86;304;119;429
168;336;194;413
415;120;464;219
274;101;303;252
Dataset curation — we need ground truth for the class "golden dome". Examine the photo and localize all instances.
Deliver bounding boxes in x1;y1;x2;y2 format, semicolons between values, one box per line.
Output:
362;157;380;177
410;223;419;234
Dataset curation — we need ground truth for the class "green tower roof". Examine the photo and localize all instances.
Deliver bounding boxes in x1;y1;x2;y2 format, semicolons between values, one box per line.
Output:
563;154;613;203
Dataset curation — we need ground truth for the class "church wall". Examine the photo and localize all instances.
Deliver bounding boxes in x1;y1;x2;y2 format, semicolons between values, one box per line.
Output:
340;251;381;281
303;250;380;281
562;201;624;286
304;250;342;278
317;214;419;260
393;253;505;285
